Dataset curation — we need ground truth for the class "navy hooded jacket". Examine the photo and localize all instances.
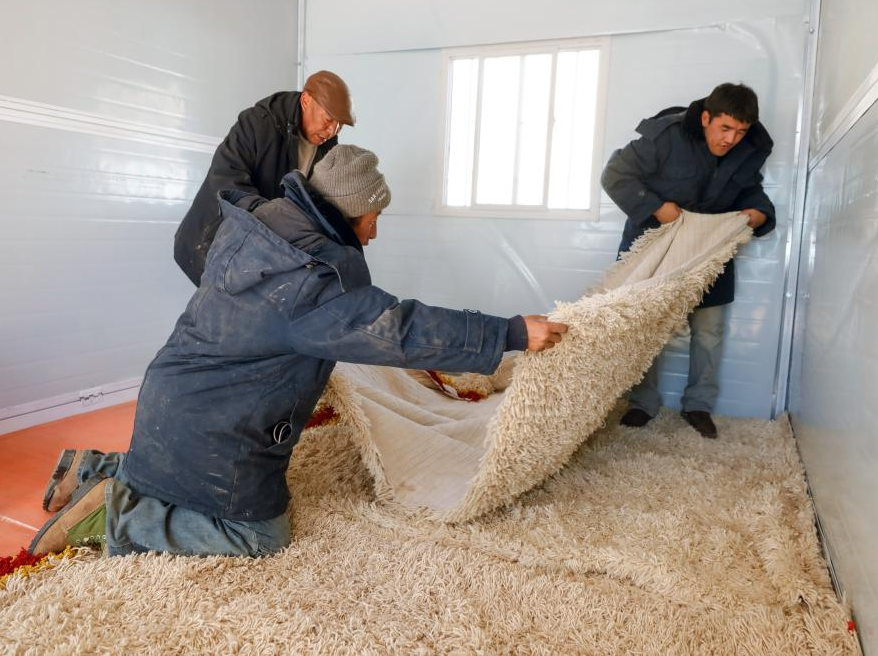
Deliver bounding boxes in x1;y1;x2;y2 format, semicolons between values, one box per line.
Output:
124;173;509;521
601;98;775;307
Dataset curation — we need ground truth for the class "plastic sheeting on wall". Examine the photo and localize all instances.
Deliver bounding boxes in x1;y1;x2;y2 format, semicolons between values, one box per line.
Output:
307;11;807;418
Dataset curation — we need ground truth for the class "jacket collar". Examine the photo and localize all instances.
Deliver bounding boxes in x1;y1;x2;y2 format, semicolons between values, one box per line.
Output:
255;91;339;156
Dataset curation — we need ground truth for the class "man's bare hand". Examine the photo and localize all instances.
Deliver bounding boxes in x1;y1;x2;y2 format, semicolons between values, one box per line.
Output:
654;201;682;224
739;208;767;229
523;315;568;352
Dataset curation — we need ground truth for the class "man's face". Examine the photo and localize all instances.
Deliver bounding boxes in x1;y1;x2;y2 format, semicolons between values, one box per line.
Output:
300;92;341;145
352;211;380;246
701;111;750;157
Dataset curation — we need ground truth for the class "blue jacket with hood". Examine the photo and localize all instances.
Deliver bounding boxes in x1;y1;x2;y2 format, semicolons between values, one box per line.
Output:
123;172;510;521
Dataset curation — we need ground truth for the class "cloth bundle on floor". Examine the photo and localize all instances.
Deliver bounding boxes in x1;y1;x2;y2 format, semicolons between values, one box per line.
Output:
317;210;753;522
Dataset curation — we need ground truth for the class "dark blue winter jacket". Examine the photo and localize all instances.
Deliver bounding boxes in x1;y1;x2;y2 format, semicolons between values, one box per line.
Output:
601;98;775;307
123;172;510;521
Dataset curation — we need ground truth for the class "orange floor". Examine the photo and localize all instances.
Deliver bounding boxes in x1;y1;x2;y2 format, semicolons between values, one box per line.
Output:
0;402;135;557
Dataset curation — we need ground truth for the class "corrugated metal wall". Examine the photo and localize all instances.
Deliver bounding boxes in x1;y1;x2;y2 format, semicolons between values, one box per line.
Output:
305;0;808;419
0;1;298;429
790;0;878;649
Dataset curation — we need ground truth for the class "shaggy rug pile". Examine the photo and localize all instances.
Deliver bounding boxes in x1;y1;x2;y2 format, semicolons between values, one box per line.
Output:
0;411;857;653
0;212;858;652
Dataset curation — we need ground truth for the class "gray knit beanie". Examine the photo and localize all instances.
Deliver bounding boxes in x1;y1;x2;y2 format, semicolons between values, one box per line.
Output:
309;144;391;219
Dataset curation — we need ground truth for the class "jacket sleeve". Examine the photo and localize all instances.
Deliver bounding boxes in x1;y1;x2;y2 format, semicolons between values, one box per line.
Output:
600;136;665;226
174;110;268;285
733;172;776;237
287;285;508;375
204;110;265;210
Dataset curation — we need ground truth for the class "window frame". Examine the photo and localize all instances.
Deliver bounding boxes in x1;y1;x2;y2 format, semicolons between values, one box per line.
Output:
435;36;610;221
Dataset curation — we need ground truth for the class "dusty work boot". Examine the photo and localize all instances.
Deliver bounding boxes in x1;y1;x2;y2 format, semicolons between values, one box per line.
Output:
42;449;86;512
680;410;717;439
30;476;110;555
620;408;653;428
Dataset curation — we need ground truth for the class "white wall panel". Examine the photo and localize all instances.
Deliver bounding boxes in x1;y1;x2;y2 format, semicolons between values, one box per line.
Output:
790;99;878;654
0;0;298;426
810;0;878;153
0;1;297;136
308;9;807;418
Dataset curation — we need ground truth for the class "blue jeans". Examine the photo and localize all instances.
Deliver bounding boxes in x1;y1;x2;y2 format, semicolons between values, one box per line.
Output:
627;305;725;416
74;451;290;557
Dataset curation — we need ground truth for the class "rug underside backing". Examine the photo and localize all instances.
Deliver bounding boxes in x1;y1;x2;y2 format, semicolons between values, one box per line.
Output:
333;211;754;521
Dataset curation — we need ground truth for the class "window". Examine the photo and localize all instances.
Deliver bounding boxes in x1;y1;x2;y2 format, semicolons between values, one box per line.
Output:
440;38;608;219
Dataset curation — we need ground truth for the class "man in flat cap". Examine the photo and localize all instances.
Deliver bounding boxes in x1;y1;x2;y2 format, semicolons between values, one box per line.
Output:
174;70;355;285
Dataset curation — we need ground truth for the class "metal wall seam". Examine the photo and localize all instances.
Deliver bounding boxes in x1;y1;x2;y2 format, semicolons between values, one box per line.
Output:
0;94;221;154
297;0;306;89
771;0;821;417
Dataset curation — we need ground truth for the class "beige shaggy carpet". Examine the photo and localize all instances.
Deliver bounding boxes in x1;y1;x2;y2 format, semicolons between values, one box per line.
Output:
0;410;857;653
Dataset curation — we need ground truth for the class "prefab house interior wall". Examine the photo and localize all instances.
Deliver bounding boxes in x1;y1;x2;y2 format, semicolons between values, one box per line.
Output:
0;0;298;428
0;0;875;650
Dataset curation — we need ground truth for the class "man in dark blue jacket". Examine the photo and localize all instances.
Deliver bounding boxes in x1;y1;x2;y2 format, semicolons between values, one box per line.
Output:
601;83;776;438
31;145;568;557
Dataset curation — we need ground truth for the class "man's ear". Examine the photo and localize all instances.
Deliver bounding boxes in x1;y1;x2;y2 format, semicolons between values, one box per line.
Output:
701;110;710;129
300;91;312;109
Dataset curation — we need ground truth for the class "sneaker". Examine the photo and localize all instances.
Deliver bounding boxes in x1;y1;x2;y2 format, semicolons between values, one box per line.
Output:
42;449;85;512
680;410;717;438
620;408;653;428
30;476;110;555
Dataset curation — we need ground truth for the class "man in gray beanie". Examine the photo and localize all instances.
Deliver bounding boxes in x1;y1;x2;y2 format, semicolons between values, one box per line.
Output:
308;144;390;246
30;145;568;559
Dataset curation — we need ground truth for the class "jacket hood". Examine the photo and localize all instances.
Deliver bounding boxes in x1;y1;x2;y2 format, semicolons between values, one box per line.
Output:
281;171;363;253
637;98;773;154
216;178;368;295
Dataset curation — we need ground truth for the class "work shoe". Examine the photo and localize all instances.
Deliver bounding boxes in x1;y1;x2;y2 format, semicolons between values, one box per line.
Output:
620;408;653;428
681;410;717;439
30;476;110;555
42;449;85;512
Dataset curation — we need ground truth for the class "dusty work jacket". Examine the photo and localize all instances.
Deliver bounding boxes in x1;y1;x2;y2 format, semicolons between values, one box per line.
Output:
601;98;776;307
124;172;510;521
174;91;337;286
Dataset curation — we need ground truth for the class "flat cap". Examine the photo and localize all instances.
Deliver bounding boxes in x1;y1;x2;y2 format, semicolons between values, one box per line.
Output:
303;70;355;126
